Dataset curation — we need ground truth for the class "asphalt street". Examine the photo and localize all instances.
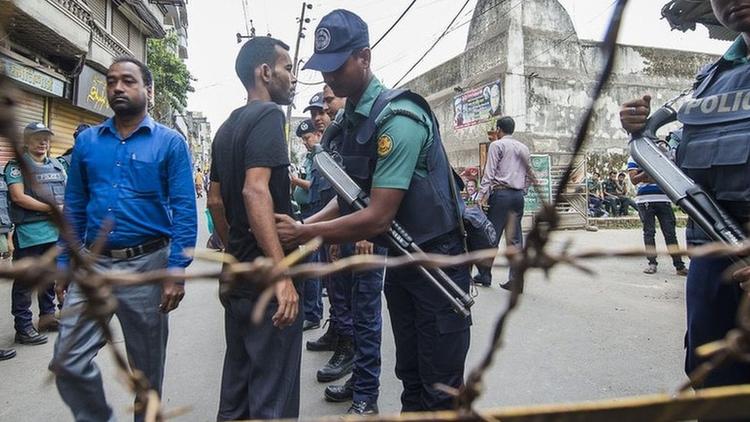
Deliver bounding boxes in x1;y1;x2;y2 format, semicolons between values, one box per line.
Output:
0;204;690;421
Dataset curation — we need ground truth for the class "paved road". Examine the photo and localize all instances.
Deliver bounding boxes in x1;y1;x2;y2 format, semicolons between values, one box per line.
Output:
0;208;691;420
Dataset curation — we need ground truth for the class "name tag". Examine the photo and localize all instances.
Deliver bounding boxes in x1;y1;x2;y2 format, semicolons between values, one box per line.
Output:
35;173;64;182
678;88;750;125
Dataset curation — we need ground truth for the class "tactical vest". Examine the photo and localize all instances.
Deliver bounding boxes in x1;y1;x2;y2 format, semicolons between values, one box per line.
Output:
0;172;12;233
676;60;750;243
7;157;66;225
331;88;461;247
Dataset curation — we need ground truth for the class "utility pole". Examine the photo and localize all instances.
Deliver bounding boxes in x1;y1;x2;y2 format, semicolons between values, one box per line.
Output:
286;2;313;159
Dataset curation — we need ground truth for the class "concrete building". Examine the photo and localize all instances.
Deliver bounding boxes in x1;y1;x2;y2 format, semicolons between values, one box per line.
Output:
174;110;210;171
402;0;720;168
0;0;188;162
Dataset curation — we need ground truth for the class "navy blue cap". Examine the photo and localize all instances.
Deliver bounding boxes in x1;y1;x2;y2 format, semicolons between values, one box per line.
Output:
296;119;317;137
24;122;54;137
303;9;369;73
303;91;324;113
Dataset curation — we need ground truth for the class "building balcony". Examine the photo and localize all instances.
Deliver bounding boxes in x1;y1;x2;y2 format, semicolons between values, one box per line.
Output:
6;0;91;59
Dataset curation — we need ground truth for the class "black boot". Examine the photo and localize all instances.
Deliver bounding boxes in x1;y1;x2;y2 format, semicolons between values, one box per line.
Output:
347;400;378;415
306;320;338;352
324;375;353;402
317;335;354;382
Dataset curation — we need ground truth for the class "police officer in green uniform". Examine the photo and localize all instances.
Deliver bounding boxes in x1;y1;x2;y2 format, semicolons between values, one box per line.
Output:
0;163;15;361
276;9;471;413
6;122;66;345
620;0;750;388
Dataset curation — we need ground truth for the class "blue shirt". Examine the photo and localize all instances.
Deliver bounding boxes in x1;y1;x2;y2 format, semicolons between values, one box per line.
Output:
60;115;197;269
626;157;670;204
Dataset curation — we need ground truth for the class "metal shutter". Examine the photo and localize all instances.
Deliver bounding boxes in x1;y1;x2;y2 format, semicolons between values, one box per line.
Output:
0;89;46;165
88;0;107;26
129;26;144;60
48;100;103;158
112;9;130;50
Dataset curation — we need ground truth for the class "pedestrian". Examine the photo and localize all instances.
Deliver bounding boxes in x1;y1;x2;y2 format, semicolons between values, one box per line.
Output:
0;156;15;361
290;118;324;331
627;156;688;276
476;116;530;291
58;123;91;173
276;9;471;413
50;56;197;422
619;0;750;388
195;166;204;198
602;170;621;216
206;36;301;420
304;91;331;131
616;172;638;216
6;122;65;345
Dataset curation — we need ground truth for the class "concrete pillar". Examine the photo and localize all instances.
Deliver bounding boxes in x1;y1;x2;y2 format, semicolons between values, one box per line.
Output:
504;2;526;130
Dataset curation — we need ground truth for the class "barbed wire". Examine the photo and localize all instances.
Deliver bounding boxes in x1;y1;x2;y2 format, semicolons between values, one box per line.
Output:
3;0;750;420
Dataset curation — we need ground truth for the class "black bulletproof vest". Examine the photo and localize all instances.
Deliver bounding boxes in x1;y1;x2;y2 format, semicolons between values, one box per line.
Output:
331;88;461;247
677;60;750;242
7;157;66;225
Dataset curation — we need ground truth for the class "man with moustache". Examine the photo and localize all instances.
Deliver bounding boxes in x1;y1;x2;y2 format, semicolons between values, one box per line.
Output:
620;0;750;388
276;9;471;413
207;36;301;420
304;91;331;131
50;56;196;422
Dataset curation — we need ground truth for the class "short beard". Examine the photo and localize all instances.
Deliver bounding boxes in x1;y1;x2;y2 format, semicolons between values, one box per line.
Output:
111;98;147;118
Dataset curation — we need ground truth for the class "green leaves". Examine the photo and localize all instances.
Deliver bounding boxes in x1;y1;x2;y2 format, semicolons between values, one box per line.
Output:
147;31;194;124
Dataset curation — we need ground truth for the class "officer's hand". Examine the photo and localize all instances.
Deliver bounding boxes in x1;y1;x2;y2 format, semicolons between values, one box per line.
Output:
275;214;302;249
272;278;299;329
328;244;340;261
731;265;750;290
620;95;651;134
55;280;69;306
160;280;185;313
355;240;373;255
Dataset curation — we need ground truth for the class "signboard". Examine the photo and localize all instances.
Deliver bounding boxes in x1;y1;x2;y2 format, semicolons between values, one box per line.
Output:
453;80;502;129
75;65;113;117
0;56;65;97
524;154;552;214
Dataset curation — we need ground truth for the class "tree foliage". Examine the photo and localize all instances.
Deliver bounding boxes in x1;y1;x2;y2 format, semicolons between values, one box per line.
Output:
147;31;193;124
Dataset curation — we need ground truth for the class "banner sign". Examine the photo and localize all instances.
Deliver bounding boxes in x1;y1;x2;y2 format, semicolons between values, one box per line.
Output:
524;154;552;214
453;80;502;129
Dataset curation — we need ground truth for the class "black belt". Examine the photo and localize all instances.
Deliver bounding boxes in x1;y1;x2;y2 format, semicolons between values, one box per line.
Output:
98;237;168;259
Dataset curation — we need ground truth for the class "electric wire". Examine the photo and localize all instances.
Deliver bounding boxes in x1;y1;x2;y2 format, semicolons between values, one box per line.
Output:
372;0;417;49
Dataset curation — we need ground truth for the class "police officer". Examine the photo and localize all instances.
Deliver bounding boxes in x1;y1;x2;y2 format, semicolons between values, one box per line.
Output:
620;0;750;388
58;123;90;173
0;162;14;361
6;122;66;345
276;9;471;413
304;91;331;131
291;118;324;330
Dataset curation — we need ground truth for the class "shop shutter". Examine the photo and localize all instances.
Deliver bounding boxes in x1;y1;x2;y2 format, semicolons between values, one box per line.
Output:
0;89;46;166
88;0;107;26
112;9;130;50
129;26;144;61
48;100;104;158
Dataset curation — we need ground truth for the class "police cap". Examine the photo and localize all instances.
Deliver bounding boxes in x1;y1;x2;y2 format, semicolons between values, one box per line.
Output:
296;119;317;137
303;9;369;73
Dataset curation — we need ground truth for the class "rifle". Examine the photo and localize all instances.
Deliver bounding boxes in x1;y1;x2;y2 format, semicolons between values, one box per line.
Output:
312;143;474;317
629;106;746;247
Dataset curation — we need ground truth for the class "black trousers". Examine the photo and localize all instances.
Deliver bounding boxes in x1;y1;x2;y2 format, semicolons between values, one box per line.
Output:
636;202;685;269
478;189;524;283
217;294;302;420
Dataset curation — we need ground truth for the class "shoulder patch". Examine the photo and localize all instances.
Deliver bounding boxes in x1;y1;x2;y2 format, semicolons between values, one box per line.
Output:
8;165;20;178
377;134;393;158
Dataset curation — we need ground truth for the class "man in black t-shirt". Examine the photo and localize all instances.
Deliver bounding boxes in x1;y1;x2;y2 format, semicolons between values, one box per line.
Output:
206;36;300;421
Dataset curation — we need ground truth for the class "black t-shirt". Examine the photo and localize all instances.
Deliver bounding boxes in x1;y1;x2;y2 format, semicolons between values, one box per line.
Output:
211;101;292;267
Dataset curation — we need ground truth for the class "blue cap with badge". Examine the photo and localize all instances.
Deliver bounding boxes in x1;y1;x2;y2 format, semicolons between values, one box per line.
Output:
303;9;369;73
303;92;324;113
296;119;317;137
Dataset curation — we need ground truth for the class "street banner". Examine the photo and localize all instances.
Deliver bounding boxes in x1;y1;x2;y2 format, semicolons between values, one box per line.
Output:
453;80;503;129
525;154;552;214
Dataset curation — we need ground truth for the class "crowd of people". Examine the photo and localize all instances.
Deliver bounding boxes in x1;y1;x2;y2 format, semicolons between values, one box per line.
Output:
3;1;750;420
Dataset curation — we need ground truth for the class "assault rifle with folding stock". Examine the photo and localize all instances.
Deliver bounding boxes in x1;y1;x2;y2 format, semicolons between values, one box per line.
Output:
311;140;474;317
629;105;747;248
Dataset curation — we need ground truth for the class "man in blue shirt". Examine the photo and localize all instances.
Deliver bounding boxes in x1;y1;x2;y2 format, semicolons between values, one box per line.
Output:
50;56;197;422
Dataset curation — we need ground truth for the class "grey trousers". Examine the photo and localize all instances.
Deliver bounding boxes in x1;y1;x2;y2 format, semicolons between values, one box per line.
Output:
217;293;302;421
50;246;170;422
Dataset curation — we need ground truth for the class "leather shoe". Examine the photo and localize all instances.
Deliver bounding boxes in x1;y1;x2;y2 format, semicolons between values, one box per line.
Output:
499;279;523;293
307;321;338;352
676;267;688;276
317;335;354;382
324;376;353;402
15;327;48;345
347;400;378;415
38;313;60;332
0;348;16;361
472;275;491;287
303;320;320;331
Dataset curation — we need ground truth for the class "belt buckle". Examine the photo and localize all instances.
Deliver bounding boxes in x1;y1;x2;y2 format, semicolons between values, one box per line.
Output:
110;249;129;260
